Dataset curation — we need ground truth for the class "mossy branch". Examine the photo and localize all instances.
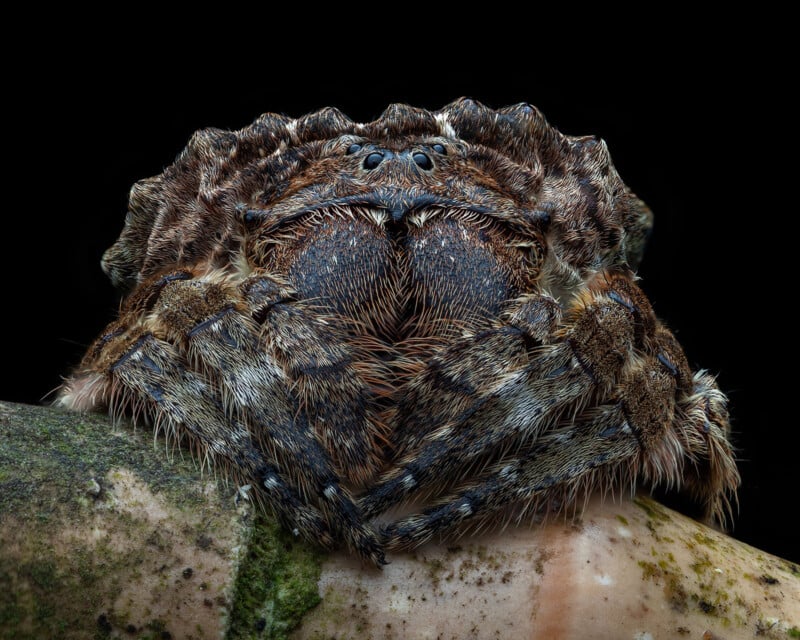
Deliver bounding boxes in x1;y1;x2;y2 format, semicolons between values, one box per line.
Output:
2;401;798;639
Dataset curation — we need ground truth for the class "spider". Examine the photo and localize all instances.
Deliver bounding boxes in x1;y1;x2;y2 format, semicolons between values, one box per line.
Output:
58;98;740;567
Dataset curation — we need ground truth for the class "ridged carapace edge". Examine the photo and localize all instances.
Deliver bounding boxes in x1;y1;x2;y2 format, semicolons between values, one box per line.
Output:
101;97;653;294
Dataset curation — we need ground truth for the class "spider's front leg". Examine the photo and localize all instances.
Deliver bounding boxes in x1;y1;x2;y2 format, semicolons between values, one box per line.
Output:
58;268;386;565
366;269;739;550
358;281;611;520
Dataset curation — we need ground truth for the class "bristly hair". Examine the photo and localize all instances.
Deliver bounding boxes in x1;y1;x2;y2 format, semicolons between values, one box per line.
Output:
102;98;652;300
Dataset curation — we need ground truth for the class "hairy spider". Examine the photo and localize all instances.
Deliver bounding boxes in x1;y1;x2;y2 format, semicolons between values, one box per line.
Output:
58;98;740;566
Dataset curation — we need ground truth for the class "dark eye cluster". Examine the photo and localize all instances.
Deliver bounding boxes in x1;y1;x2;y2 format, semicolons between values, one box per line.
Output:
345;141;448;172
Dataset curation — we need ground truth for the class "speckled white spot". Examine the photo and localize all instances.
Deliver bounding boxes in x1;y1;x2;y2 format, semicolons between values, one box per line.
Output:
387;589;411;614
324;485;339;499
616;526;632;538
594;573;614;586
633;632;653;640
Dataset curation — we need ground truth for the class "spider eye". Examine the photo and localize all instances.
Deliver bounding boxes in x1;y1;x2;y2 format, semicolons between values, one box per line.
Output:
432;143;446;155
346;143;362;155
412;152;433;170
363;152;385;170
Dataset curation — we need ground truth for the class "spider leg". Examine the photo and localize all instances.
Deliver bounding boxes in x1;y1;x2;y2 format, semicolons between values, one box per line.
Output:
360;276;640;518
240;273;388;563
379;270;739;549
381;332;682;550
360;330;590;518
674;371;740;525
60;269;385;565
387;292;564;460
380;402;640;549
75;326;336;549
241;274;386;487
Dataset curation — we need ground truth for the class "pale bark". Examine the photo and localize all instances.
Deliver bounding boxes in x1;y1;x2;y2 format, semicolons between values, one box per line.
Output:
297;495;800;639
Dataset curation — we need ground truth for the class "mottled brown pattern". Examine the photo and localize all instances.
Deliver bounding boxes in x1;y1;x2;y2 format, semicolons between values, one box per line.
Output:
58;98;739;565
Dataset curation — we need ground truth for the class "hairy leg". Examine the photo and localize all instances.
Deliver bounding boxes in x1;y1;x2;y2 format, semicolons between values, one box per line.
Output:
59;268;386;564
360;272;638;518
367;269;737;547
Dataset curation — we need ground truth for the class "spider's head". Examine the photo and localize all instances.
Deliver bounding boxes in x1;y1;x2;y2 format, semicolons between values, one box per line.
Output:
100;99;652;301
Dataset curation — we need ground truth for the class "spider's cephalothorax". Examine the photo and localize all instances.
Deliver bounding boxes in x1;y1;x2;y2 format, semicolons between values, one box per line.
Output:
58;99;739;566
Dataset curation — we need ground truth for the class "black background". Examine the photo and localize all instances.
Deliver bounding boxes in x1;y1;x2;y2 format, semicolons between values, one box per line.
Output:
6;57;794;562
